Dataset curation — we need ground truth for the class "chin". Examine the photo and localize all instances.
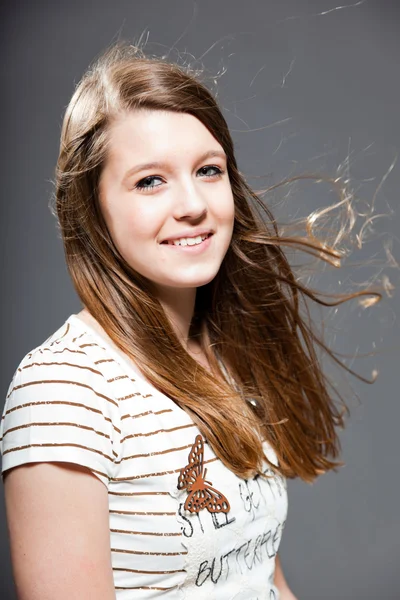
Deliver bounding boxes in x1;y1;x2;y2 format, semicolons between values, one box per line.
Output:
163;272;220;290
170;278;216;289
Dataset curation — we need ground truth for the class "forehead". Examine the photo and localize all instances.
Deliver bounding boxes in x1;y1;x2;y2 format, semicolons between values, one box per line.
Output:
105;109;223;167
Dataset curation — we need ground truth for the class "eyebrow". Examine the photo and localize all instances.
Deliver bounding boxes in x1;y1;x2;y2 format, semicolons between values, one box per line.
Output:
121;149;227;182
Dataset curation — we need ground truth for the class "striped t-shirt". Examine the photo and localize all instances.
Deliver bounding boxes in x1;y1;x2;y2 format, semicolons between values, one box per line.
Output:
0;314;288;599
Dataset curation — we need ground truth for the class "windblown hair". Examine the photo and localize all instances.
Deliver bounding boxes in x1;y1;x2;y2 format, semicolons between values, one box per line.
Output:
54;42;377;482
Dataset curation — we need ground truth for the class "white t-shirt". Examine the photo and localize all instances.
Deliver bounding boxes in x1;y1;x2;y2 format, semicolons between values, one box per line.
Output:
0;314;288;599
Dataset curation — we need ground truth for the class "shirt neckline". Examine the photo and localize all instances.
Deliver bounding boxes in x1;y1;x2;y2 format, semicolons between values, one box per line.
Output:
66;313;236;398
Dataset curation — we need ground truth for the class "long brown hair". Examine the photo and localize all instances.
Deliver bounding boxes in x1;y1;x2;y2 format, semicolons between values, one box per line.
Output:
54;42;378;482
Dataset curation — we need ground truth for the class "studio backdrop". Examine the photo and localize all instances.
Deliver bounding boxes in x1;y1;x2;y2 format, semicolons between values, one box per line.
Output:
0;1;399;599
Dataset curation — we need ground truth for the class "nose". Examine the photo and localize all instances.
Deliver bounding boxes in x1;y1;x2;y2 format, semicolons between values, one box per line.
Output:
172;178;208;222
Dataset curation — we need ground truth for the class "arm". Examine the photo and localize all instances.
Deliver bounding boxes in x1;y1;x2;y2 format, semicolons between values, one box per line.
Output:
274;554;298;600
4;462;116;600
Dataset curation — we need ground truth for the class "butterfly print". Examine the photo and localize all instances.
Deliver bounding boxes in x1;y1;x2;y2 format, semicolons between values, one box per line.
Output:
177;434;231;514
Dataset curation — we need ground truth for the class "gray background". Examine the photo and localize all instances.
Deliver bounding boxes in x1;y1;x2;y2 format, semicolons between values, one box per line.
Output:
1;1;399;598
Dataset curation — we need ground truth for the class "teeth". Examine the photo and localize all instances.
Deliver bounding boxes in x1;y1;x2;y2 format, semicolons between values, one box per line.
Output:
171;234;208;246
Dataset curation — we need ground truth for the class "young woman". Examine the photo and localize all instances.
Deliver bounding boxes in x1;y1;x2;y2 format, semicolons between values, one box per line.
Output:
0;43;366;599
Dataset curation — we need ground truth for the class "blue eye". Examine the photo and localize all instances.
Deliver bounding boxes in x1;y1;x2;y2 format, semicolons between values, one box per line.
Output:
134;165;224;193
135;176;163;192
198;165;224;178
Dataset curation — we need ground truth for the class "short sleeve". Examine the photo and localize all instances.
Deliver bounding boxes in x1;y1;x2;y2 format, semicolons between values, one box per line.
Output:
0;343;121;488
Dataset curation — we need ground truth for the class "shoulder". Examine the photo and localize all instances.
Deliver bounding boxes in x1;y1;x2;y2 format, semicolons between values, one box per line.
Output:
4;316;118;410
0;316;122;486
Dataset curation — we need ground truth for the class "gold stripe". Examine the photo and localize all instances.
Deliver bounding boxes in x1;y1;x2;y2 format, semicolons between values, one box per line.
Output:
72;333;85;343
121;409;152;421
42;348;86;356
57;322;70;341
3;400;121;434
119;442;192;462
118;392;141;401
121;422;195;443
108;491;170;497
80;353;139;386
111;547;187;556
2;421;111;441
120;407;172;420
111;457;218;482
109;509;176;516
8;379;118;407
110;528;181;537
45;323;70;346
22;361;102;376
3;442;114;462
115;586;175;591
113;567;184;575
107;375;129;383
92;468;109;479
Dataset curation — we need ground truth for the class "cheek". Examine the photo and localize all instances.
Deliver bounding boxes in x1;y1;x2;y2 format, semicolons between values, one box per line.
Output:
102;197;164;247
216;189;235;225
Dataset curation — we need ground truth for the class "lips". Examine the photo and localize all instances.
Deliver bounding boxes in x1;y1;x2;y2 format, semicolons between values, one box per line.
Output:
160;229;214;244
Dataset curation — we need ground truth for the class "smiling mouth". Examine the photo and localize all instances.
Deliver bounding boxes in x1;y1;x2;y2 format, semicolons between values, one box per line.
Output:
161;233;213;247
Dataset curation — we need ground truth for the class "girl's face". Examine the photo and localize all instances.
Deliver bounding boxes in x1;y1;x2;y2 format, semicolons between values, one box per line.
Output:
98;110;235;294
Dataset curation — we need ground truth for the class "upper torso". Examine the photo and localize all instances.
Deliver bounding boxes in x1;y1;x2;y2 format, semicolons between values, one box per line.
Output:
0;314;288;599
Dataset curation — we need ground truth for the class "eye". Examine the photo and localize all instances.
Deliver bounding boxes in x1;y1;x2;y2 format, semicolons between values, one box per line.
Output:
134;165;224;193
197;165;224;178
135;175;163;192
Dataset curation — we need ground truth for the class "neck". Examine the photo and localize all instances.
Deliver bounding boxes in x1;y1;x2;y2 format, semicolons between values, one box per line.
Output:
80;286;200;354
155;286;197;350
